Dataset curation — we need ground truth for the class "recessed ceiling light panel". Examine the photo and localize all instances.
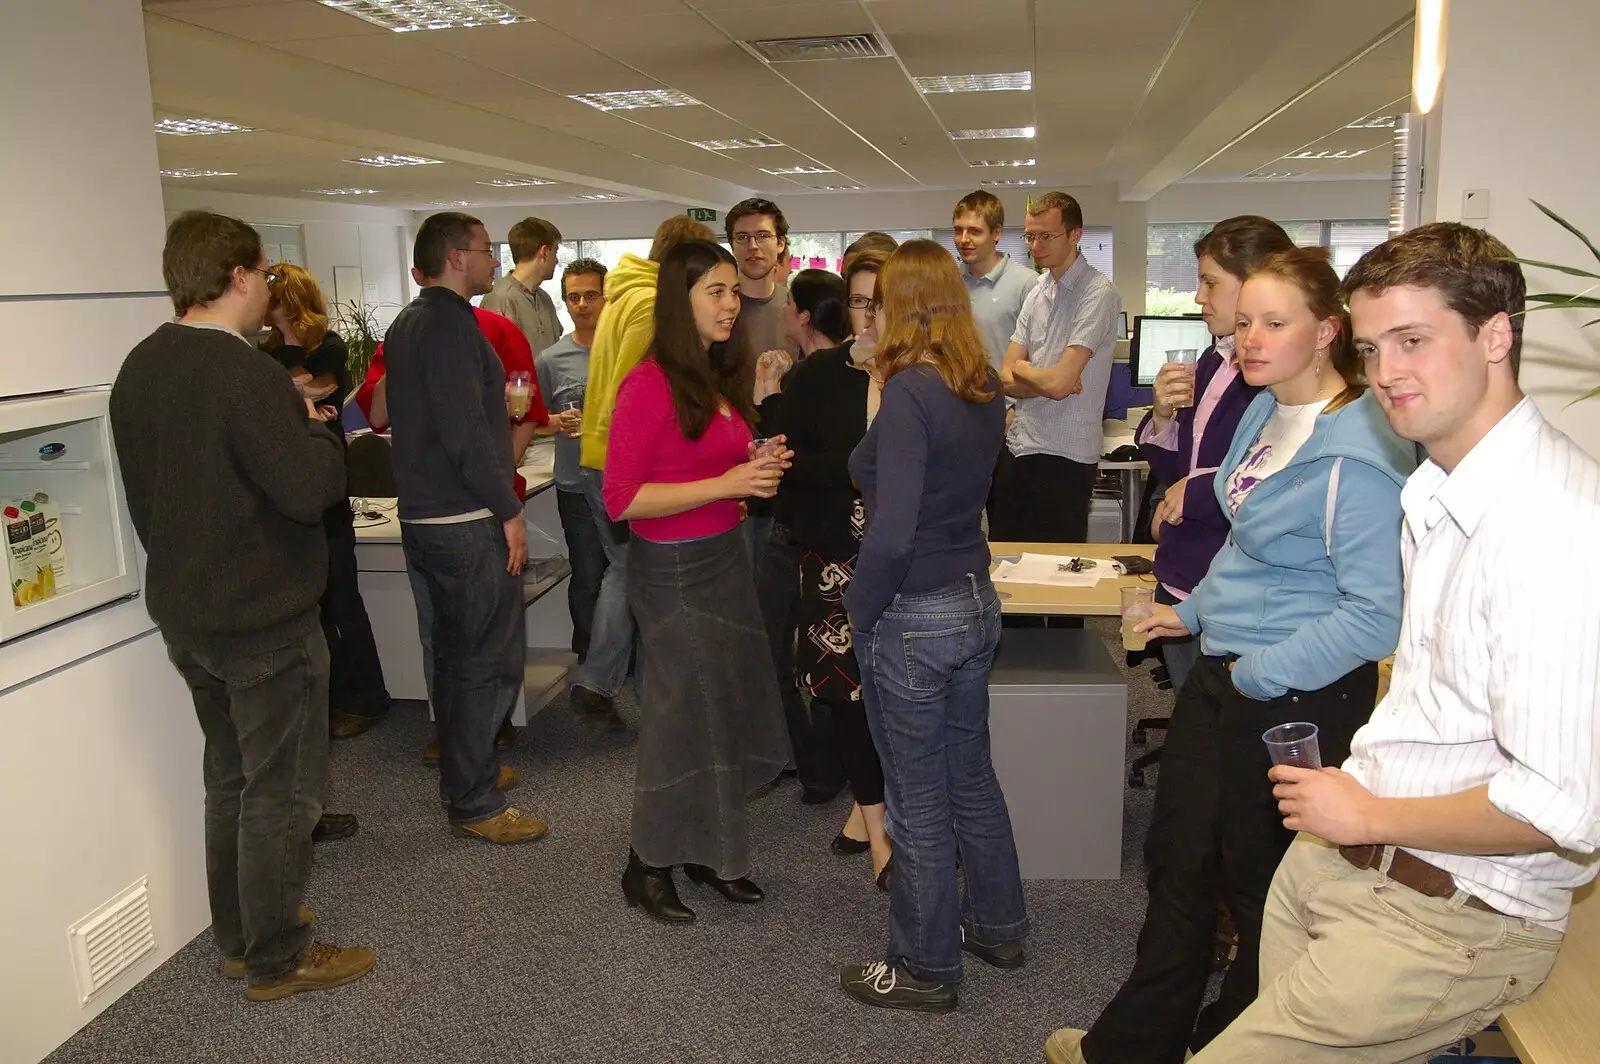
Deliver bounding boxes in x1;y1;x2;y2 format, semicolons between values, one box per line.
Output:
813;185;863;191
761;165;834;175
305;187;380;196
691;137;784;150
160;168;239;179
1282;148;1372;160
155;117;254;136
967;158;1036;168
318;0;533;33
576;193;624;201
477;176;556;187
980;178;1036;187
950;126;1035;140
569;89;701;111
1246;171;1304;179
914;71;1032;94
1346;115;1399;129
348;153;444;167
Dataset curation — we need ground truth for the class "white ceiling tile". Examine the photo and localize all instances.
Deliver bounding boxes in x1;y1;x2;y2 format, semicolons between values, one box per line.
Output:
148;0;388;41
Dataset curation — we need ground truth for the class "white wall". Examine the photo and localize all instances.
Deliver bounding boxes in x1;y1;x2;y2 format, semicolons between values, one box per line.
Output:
1426;0;1600;457
162;188;415;329
1147;178;1389;223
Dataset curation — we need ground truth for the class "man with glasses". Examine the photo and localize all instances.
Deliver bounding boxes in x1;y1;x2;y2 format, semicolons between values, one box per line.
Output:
990;191;1122;547
111;211;375;1000
534;259;620;727
482;216;564;358
384;212;550;845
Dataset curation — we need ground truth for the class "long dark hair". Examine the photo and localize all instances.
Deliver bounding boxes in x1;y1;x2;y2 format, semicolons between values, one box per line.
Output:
652;240;755;440
789;269;850;345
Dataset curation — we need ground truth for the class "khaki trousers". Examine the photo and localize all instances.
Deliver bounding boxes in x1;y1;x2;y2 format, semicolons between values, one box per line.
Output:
1191;833;1564;1064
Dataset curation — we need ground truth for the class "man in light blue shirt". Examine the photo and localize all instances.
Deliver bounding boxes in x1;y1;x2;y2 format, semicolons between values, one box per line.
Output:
991;191;1122;544
954;190;1036;370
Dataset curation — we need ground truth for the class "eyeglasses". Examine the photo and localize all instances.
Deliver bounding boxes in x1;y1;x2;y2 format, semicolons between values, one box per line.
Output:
1022;230;1068;246
564;292;603;304
847;295;882;315
460;245;498;257
731;231;778;247
245;266;281;284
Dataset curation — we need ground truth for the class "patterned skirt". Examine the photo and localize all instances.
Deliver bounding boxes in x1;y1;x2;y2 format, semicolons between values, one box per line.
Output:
795;547;863;702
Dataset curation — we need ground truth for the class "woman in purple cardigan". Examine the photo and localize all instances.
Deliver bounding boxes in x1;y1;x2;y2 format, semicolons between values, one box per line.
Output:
1136;216;1295;692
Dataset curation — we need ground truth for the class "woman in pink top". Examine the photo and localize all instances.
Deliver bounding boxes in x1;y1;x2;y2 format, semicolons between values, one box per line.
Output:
602;240;794;924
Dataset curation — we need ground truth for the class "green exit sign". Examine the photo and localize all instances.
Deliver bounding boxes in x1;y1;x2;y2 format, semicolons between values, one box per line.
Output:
687;207;718;222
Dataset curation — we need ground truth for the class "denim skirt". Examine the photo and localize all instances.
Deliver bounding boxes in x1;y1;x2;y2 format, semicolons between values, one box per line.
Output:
627;527;790;878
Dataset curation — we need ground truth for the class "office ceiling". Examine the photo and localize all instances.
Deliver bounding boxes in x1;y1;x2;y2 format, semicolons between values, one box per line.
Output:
143;0;1415;210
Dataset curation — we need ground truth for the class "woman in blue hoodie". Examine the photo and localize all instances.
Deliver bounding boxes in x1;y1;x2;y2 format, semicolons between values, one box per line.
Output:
1045;247;1415;1064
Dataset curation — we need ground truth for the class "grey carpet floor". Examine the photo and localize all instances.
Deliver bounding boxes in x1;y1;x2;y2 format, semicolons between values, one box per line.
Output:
45;619;1177;1064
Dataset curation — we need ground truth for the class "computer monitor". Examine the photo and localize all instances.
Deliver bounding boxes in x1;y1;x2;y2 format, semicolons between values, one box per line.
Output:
1130;315;1213;386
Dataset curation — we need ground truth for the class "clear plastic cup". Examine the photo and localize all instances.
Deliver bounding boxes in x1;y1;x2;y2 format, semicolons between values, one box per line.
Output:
1120;585;1155;652
1262;722;1322;769
748;437;784;461
1166;349;1202;409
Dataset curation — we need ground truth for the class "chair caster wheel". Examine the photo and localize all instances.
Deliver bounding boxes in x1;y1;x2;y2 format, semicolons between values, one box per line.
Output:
1129;768;1147;788
1131;728;1148;745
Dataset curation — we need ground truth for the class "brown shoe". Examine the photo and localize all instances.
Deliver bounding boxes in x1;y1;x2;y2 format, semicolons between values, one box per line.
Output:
496;764;518;791
452;806;548;844
422;737;439;765
244;942;375;1001
221;907;319;979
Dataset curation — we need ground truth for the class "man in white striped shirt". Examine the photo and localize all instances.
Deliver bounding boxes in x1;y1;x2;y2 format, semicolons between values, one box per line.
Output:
1191;223;1600;1063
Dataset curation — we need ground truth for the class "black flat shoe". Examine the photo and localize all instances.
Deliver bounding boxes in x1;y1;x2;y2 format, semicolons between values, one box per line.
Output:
876;856;894;893
622;850;695;924
839;962;956;1013
312;812;358;843
960;927;1025;970
831;834;870;856
683;864;764;903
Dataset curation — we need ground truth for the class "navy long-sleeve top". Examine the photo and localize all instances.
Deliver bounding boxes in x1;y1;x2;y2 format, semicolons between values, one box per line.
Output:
844;364;1007;630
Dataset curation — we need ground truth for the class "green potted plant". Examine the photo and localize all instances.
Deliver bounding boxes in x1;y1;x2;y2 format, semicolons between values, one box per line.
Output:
332;298;383;385
1518;201;1600;403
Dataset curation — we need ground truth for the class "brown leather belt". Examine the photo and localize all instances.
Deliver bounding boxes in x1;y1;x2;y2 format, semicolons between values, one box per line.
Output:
1340;844;1504;915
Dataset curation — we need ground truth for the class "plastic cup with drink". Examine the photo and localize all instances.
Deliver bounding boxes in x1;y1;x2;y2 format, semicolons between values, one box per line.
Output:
1119;585;1155;652
507;371;533;422
748;437;785;462
560;399;582;437
1165;348;1202;409
1262;722;1322;769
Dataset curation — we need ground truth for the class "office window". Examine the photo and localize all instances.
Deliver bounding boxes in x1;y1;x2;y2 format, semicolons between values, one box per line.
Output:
1145;219;1388;315
785;232;845;273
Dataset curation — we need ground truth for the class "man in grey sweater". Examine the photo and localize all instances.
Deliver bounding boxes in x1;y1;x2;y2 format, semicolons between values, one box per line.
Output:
111;211;374;1001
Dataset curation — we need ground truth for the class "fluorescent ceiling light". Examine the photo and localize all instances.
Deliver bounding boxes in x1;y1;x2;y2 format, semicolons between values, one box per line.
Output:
1283;148;1371;160
967;158;1035;168
305;187;380;196
950;126;1035;140
160;168;238;178
1413;0;1448;113
155;117;254;136
1246;172;1303;180
761;165;834;175
348;153;444;167
1346;115;1398;129
477;176;555;187
914;71;1031;94
813;185;863;192
569;89;701;111
423;199;476;207
318;0;532;33
691;137;784;150
576;193;623;201
980;178;1036;187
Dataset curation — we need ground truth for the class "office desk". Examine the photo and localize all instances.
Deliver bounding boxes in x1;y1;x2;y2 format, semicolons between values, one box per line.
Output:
1100;416;1150;543
984;542;1155;879
351;443;576;724
1501;881;1600;1064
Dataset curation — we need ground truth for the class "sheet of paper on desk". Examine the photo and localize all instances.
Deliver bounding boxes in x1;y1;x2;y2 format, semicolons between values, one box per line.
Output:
991;553;1115;587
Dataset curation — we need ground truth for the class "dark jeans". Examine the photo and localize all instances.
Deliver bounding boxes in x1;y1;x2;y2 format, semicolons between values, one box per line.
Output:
402;518;524;825
1084;654;1379;1064
744;512;774;575
1154;584;1199;694
167;626;329;983
988;448;1097;543
322;513;390;719
555;487;608;660
758;524;842;792
574;466;635;699
854;573;1028;982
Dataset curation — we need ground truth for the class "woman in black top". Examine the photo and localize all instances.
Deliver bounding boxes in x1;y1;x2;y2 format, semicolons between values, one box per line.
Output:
774;251;895;886
264;264;391;741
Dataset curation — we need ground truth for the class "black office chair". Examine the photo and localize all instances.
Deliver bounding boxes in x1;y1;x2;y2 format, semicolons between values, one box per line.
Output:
1128;474;1171;788
346;432;396;498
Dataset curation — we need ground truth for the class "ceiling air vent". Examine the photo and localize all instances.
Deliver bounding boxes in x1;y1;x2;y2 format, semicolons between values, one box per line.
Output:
744;34;892;63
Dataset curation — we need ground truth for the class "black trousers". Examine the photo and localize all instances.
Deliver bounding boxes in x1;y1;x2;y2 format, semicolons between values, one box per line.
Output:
757;525;843;792
1082;655;1379;1064
322;513;390;720
556;487;609;660
821;695;885;806
987;448;1097;544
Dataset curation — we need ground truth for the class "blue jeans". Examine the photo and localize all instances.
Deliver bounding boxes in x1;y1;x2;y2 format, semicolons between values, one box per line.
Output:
401;518;523;824
574;467;634;698
743;513;774;575
854;573;1028;982
556;487;608;659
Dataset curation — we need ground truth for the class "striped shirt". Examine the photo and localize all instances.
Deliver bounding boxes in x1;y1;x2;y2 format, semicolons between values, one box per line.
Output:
1343;398;1600;928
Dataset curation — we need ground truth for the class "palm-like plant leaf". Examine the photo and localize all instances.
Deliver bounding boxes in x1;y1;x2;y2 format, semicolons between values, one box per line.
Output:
1532;200;1600;265
1516;257;1600;280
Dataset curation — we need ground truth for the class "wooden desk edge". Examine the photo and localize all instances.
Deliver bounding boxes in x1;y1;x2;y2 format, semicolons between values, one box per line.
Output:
1498;880;1600;1064
988;542;1157;617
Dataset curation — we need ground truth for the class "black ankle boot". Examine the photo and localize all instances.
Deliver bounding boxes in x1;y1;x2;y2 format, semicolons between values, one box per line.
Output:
683;863;764;904
622;850;695;923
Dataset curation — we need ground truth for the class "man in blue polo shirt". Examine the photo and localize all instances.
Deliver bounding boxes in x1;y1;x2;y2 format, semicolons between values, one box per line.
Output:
954;190;1036;370
990;190;1122;544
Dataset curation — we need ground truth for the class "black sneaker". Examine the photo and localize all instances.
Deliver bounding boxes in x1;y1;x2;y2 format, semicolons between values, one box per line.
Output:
960;927;1024;970
839;962;956;1013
